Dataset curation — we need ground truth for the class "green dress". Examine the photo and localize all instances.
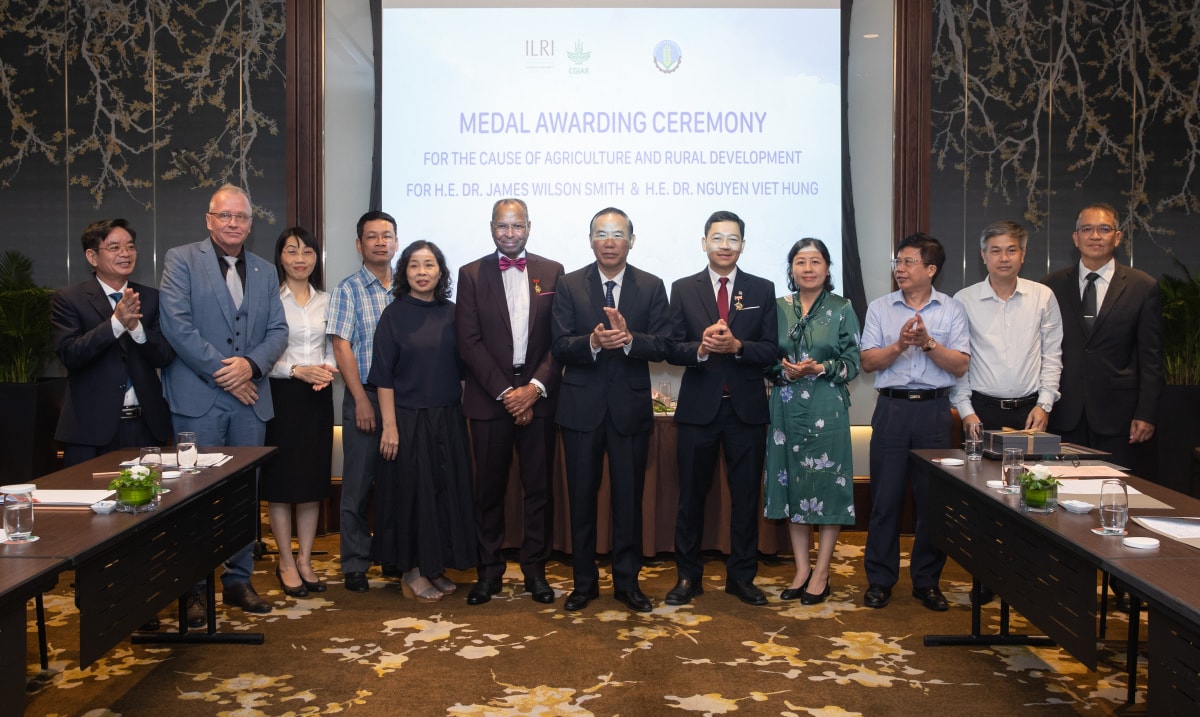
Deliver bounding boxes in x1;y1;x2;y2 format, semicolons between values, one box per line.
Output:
763;291;861;525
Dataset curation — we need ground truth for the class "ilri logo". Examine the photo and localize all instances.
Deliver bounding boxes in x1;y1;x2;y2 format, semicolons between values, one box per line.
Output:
568;40;590;75
525;39;553;56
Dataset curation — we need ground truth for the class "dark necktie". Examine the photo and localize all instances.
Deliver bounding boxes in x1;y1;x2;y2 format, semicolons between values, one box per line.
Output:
1082;271;1099;332
110;292;131;394
604;280;616;308
224;256;243;309
717;277;730;322
499;256;526;271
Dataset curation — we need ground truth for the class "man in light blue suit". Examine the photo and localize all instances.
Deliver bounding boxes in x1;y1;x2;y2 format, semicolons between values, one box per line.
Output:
160;184;288;626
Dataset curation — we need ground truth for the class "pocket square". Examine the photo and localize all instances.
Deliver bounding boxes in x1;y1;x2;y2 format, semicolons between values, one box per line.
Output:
737;305;761;311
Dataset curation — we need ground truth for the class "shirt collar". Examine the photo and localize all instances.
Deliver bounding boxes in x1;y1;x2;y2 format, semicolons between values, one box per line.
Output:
1078;258;1116;283
708;266;738;288
96;276;127;296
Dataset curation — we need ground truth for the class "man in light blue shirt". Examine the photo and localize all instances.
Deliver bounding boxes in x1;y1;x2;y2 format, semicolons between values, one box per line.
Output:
859;233;970;612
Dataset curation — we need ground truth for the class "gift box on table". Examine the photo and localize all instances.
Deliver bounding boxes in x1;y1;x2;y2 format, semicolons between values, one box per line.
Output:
983;428;1061;455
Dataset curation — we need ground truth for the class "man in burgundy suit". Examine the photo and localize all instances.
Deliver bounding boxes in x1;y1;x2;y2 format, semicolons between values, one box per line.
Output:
458;198;565;605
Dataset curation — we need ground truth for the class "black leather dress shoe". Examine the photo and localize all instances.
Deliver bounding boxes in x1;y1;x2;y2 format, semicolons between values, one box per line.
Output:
780;574;812;601
186;593;207;628
614;589;653;613
223;583;272;614
467;578;503;605
301;577;328;593
800;581;831;605
564;585;600;611
913;586;949;611
863;584;891;608
664;578;704;605
524;576;555;604
344;572;370;593
725;580;767;606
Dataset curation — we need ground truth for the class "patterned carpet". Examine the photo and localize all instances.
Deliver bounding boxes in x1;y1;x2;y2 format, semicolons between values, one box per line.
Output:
24;532;1143;716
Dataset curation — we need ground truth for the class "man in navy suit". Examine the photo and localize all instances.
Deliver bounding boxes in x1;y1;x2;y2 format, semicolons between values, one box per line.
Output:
664;210;777;606
1041;202;1162;472
458;199;565;606
551;207;669;613
52;218;175;468
160;184;288;625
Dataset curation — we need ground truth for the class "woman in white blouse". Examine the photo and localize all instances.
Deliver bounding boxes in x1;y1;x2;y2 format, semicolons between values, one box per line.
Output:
263;227;338;597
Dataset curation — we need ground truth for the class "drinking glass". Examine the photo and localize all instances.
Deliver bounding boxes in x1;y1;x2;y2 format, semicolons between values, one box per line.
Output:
176;432;200;474
963;423;982;461
139;447;164;505
2;484;36;542
1099;479;1129;535
658;381;673;403
1000;447;1023;494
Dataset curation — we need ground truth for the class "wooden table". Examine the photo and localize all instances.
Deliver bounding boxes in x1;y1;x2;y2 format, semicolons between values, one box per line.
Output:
0;556;63;717
915;449;1200;713
0;447;276;668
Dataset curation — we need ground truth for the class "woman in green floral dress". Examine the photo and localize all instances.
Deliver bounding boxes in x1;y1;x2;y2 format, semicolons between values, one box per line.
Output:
763;238;861;604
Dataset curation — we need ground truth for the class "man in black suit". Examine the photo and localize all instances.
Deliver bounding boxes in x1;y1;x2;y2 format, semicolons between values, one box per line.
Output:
1041;202;1163;471
458;198;565;606
551;207;669;613
664;210;777;606
52;218;175;467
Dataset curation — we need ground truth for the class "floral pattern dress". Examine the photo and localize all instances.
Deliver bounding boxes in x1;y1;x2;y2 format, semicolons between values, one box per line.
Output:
763;291;861;525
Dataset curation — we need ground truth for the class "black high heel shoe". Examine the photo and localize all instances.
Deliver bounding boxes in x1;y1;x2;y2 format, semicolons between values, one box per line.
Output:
277;567;309;598
780;573;811;601
298;566;327;593
800;579;831;605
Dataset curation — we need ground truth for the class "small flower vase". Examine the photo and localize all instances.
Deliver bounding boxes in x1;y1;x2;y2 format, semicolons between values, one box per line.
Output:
1021;483;1058;513
116;485;157;513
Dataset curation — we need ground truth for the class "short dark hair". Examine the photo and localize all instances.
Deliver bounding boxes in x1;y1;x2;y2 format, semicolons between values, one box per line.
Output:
1076;202;1121;230
274;226;324;290
978;220;1028;251
785;238;835;293
357;210;397;239
704;210;744;238
897;232;946;282
80;218;135;252
589;207;633;237
491;198;529;222
393;240;452;303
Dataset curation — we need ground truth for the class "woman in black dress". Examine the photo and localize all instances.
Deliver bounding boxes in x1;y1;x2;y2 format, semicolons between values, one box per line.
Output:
368;240;475;601
263;227;338;597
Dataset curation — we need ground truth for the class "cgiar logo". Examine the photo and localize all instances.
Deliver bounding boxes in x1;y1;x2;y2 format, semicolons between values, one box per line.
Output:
567;40;591;75
653;40;682;73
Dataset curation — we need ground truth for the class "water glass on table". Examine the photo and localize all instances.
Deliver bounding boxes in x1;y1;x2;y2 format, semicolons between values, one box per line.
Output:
177;431;200;474
2;483;36;542
139;446;164;504
963;423;982;461
1099;479;1129;535
1000;447;1023;494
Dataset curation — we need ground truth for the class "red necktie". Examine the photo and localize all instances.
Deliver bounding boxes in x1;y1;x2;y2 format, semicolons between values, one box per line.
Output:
717;277;729;321
499;256;526;271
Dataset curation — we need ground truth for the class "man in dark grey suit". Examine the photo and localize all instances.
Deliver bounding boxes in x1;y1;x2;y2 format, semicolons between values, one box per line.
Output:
52;218;174;467
664;210;777;607
160;184;288;625
551;207;669;613
1041;202;1163;471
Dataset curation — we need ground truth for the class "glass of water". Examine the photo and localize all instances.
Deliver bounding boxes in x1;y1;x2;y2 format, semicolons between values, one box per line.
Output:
2;484;36;542
963;422;982;461
1000;448;1023;494
177;432;200;474
1099;479;1129;535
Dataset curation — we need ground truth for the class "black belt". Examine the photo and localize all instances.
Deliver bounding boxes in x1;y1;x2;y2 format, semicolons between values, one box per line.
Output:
972;391;1038;410
513;364;525;375
877;387;951;401
120;405;142;419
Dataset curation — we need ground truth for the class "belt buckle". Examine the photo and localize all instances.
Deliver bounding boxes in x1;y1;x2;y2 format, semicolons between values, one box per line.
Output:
907;391;922;401
999;398;1017;409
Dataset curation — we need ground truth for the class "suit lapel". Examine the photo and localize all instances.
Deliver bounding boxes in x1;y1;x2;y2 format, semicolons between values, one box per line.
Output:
1061;267;1090;340
524;255;543;335
1093;264;1127;336
199;242;239;333
480;256;513;336
84;281;115;323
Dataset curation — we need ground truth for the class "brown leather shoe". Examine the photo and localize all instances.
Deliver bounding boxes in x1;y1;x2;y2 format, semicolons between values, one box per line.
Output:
223;582;272;614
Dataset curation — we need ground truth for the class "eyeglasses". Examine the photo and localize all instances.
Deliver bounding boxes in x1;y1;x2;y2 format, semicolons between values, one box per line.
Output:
706;234;744;248
361;232;396;242
492;223;528;232
207;211;252;225
1076;224;1116;236
890;257;926;270
95;243;137;255
591;233;630;243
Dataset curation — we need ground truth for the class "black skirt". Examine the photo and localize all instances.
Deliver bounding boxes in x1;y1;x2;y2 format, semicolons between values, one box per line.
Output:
261;377;333;503
370;403;477;575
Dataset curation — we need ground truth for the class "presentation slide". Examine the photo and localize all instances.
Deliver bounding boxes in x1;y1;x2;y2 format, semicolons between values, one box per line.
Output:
381;2;842;297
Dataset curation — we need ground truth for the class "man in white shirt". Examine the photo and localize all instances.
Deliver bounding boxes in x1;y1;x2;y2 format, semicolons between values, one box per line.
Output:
952;220;1063;434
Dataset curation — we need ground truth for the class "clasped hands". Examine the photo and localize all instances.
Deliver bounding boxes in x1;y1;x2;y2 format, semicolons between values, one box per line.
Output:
112;287;143;332
590;306;632;351
698;319;742;359
503;384;538;427
292;363;339;391
214;357;258;405
897;314;932;350
780;357;822;381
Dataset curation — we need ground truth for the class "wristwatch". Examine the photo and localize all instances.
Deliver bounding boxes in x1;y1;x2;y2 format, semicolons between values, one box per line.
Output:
921;337;937;352
532;384;545;398
1037;401;1053;413
289;364;298;379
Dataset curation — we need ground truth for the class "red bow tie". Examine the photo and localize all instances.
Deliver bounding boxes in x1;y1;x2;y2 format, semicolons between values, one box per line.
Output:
499;256;527;271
